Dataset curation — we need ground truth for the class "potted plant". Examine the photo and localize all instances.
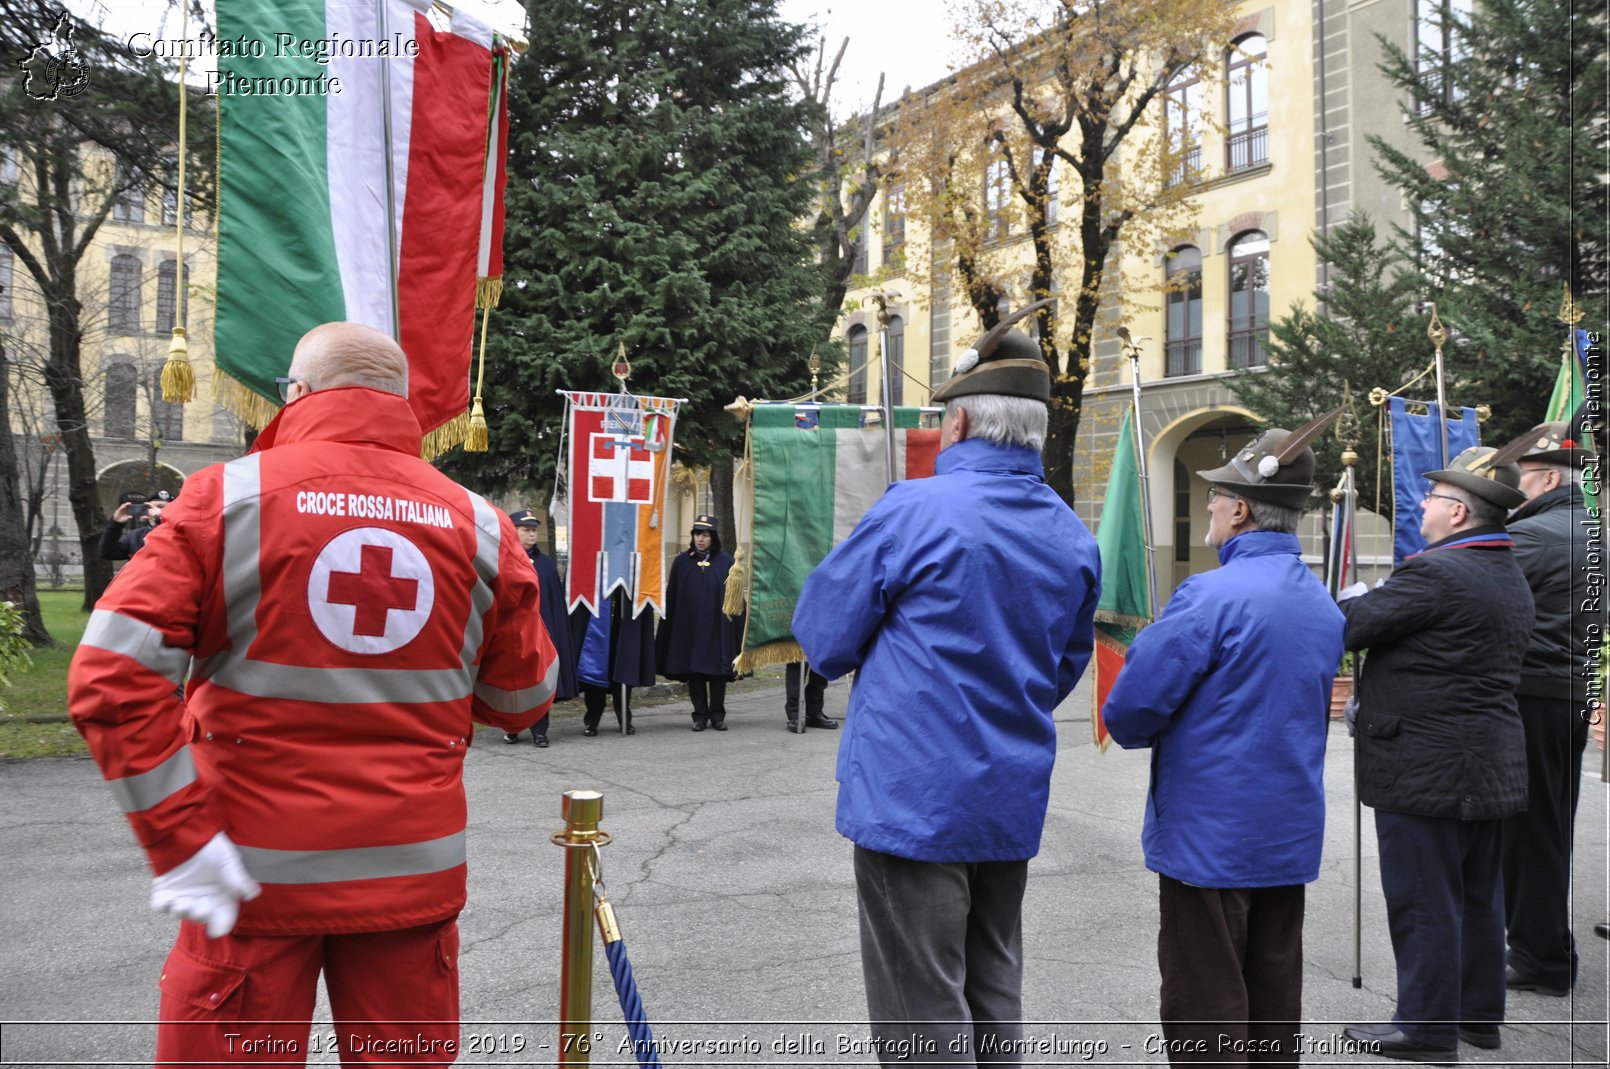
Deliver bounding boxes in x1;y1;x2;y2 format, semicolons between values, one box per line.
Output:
1329;651;1355;719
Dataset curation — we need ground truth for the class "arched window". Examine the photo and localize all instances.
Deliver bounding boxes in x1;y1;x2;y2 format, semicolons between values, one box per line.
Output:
847;325;869;405
1227;230;1271;368
1163;68;1202;186
1165;246;1203;376
150;369;184;441
109;254;141;333
156;259;185;333
984;151;1011;241
885;315;904;406
104;363;137;438
1226;35;1268;171
883;183;906;268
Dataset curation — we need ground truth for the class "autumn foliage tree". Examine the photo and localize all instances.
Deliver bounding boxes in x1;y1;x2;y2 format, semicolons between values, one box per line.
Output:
890;0;1238;504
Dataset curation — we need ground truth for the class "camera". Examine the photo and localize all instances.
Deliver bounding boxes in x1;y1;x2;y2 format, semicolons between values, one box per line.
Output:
129;502;148;518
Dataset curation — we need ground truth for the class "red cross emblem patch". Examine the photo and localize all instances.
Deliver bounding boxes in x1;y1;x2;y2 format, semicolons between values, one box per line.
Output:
307;528;436;654
588;432;654;504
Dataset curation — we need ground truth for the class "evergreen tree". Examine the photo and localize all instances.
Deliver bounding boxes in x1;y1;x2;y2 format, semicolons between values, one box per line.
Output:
1371;0;1607;443
444;0;827;501
1228;215;1430;519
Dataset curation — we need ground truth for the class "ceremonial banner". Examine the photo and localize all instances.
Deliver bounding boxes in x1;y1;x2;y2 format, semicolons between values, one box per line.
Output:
1092;408;1151;751
1325;493;1352;597
1545;328;1591;424
1388;397;1480;563
737;404;940;670
214;0;501;454
562;392;680;619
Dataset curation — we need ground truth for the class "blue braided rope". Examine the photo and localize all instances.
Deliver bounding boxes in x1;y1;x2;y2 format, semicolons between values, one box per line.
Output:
605;938;663;1068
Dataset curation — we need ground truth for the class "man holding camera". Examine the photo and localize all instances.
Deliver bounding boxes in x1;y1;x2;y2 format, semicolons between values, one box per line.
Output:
99;490;172;561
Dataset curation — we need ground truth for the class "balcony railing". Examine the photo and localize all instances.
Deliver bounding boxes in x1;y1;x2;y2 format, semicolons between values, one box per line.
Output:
1166;145;1202;189
1165;338;1202;377
1228;325;1270;369
1226;126;1269;172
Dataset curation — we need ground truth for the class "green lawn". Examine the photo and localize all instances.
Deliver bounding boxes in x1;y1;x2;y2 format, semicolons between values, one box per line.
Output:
1;590;90;758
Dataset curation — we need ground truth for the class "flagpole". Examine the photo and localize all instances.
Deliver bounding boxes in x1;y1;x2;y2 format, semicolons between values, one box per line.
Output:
1118;329;1160;619
1427;305;1449;468
873;293;897;486
378;0;401;339
1343;443;1364;988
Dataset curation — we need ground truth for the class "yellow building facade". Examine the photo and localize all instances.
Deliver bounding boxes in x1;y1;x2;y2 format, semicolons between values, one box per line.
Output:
834;0;1418;597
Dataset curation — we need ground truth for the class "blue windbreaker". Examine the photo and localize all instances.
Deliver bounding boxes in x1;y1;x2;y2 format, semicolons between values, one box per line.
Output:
793;437;1100;862
1103;530;1344;887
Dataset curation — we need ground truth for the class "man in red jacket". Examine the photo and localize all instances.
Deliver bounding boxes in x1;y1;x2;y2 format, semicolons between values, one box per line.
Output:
69;322;558;1067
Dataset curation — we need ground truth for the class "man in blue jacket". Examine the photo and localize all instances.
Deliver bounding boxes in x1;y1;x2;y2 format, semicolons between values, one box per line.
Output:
794;306;1100;1067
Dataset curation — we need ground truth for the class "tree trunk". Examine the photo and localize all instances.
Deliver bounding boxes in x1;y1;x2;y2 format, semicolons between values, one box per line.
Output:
41;283;113;610
0;338;52;645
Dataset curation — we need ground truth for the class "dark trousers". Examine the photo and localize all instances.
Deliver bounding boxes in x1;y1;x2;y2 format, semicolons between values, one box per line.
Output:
785;664;827;722
581;683;630;730
854;845;1027;1067
687;675;727;726
1157;876;1304;1067
1376;809;1506;1047
1502;693;1589;988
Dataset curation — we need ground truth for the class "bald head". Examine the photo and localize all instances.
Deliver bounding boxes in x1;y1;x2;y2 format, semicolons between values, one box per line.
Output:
287;322;409;401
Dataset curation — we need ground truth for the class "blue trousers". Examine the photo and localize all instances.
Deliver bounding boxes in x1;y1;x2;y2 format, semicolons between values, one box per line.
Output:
1375;809;1506;1047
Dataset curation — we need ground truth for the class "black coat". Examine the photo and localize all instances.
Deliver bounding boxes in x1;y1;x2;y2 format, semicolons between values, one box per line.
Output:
1341;526;1532;819
570;590;656;688
655;549;742;680
1508;485;1596;702
527;547;579;701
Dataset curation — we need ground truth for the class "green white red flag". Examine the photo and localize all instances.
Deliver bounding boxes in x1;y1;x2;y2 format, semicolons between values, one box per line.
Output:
1092;408;1153;750
734;405;940;671
213;0;502;456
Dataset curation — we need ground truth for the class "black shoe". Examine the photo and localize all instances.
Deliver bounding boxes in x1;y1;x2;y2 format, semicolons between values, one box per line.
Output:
1457;1025;1499;1050
1342;1024;1457;1065
692;721;707;732
502;732;521;745
583;726;599;737
804;715;839;729
1596;922;1610;940
711;721;727;731
625;725;636;735
1505;965;1569;996
534;735;549;748
785;719;800;732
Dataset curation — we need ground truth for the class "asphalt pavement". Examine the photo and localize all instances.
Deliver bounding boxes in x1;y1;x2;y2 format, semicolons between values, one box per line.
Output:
1;672;1605;1066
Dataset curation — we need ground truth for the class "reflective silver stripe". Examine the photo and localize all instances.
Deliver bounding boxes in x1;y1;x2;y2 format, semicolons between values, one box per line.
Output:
475;655;560;714
107;747;197;813
80;610;191;684
220;455;263;651
237;831;467;884
209;659;473;704
460;493;500;667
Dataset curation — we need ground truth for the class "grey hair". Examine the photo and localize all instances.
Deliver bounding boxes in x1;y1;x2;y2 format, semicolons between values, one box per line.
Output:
945;394;1047;450
1544;462;1584;486
1245;497;1301;534
1447;487;1508;527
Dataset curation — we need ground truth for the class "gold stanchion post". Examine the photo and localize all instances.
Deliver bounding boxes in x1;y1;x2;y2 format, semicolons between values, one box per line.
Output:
552;790;610;1065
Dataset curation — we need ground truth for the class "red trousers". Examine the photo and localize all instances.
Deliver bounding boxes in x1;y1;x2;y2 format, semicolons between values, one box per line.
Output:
155;918;460;1068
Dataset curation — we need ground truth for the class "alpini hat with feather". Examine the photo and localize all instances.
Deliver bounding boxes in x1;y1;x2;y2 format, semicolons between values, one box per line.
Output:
1505;419;1596;467
931;299;1054;405
1195;406;1346;510
1422;443;1527;510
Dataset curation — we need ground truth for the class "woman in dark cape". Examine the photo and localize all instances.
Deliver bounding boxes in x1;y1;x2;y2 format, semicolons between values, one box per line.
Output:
656;515;742;730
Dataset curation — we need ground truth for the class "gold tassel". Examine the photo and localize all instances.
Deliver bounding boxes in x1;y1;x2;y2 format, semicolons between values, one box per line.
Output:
722;543;748;617
465;395;489;452
160;327;195;403
475;276;503;309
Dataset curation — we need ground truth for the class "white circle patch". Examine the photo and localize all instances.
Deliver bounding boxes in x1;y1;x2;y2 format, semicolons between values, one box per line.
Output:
307;527;435;655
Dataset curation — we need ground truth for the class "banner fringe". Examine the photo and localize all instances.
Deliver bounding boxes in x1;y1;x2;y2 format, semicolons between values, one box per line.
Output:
475;276;503;309
1094;610;1149;630
212;369;280;430
722;543;748;617
734;640;803;675
422;412;472;460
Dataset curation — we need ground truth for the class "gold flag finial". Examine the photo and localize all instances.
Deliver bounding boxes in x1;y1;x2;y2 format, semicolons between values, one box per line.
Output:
1559;283;1584;326
612;342;631;389
1426;303;1446;352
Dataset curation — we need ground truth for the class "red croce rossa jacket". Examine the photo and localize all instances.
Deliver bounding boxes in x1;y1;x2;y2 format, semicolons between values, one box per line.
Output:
69;387;558;935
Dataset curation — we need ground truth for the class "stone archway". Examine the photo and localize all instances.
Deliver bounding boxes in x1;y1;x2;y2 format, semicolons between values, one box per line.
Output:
1144;407;1261;599
95;459;186;515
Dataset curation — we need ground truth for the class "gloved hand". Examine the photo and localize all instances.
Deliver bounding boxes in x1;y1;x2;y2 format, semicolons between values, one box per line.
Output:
149;832;261;938
1343;694;1359;738
1337;581;1368;603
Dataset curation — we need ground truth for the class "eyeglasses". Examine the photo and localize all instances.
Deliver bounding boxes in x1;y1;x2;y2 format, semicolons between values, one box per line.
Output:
1206;486;1244;505
1422;491;1465;508
274;376;303;403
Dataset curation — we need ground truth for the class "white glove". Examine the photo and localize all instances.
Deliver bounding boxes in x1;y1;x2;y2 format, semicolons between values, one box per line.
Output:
1337;581;1368;603
149;832;261;938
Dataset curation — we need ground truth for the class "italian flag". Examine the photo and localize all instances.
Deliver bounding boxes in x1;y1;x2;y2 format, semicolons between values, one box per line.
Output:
1092;407;1153;751
213;0;501;454
735;404;941;671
